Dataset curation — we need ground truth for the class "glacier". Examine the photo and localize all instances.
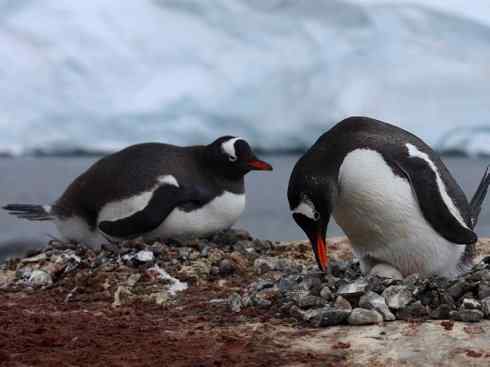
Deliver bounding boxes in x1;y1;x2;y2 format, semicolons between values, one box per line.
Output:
1;0;490;155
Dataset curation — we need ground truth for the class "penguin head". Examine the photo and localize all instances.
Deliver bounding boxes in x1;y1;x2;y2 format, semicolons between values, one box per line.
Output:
288;171;337;272
207;136;273;178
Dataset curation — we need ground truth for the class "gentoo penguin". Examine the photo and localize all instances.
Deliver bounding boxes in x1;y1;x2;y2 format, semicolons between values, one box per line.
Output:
4;136;272;248
288;116;490;279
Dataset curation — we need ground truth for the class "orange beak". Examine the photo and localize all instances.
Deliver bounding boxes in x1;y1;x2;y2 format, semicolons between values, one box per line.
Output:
248;159;273;171
313;232;329;272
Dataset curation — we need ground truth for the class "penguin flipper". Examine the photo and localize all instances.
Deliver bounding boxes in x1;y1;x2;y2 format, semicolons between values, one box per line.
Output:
388;156;477;245
98;184;212;238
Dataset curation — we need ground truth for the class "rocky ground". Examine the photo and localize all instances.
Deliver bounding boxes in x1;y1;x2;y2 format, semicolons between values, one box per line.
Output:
1;231;490;367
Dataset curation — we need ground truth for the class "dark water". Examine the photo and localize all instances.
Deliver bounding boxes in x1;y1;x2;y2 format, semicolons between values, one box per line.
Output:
0;155;489;252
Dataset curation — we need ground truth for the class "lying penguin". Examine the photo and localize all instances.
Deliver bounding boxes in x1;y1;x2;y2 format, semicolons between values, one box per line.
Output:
288;116;490;279
4;136;272;248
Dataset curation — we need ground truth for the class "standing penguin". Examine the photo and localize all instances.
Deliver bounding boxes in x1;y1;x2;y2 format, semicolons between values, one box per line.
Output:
4;136;272;248
288;116;490;279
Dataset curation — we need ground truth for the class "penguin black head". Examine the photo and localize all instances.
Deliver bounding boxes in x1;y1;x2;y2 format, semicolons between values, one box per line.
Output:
288;168;338;272
206;136;273;178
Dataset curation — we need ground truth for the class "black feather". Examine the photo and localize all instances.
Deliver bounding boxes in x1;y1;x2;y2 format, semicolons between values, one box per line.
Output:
470;166;490;228
3;204;53;221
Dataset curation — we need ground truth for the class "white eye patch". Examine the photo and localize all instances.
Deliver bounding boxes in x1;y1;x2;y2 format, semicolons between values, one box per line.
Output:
292;198;319;221
222;137;243;160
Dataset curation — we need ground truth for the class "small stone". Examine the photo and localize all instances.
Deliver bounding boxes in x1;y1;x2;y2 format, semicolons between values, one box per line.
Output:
402;273;421;287
447;280;469;300
0;271;16;288
383;286;413;310
301;276;323;296
177;247;192;261
219;259;235;275
148;291;170;306
296;295;326;309
278;276;296;293
21;253;48;263
254;258;276;274
348;308;383;325
359;291;396;321
397;301;429;320
365;275;388;294
334;296;352;311
461;298;481;310
210;266;220;276
136;250;154;263
478;282;490;300
255;279;275;292
320;286;333;301
113;286;133;307
200;246;209;257
28;270;52;286
16;266;32;280
450;309;484;323
337;278;368;298
311;307;351;327
127;273;141;287
207;248;225;264
430;304;452;320
481;297;490;317
229;293;242;313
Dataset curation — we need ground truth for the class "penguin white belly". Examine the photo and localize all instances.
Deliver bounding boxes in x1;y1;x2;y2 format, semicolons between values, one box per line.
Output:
333;149;465;278
55;216;106;249
148;191;246;239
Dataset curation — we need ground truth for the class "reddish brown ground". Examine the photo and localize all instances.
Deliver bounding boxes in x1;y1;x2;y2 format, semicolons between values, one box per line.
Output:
0;283;349;367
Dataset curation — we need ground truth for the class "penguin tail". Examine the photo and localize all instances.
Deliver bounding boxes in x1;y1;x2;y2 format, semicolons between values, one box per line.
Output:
3;204;54;221
469;165;490;228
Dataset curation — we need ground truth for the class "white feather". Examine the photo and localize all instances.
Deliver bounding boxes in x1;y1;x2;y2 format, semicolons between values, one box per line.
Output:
406;143;469;230
222;137;242;159
292;199;317;220
334;148;467;278
149;191;246;239
55;216;106;249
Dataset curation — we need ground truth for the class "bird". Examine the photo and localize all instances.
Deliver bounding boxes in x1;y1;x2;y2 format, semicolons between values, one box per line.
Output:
4;136;272;248
288;116;490;279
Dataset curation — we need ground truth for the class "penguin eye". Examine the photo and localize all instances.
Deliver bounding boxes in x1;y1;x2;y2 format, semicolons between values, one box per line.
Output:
313;211;320;221
228;155;237;162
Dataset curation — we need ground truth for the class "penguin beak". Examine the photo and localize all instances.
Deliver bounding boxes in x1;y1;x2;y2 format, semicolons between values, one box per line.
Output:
293;214;329;272
312;231;329;272
247;159;273;171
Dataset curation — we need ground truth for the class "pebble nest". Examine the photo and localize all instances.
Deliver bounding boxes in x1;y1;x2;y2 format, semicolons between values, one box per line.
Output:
1;230;490;327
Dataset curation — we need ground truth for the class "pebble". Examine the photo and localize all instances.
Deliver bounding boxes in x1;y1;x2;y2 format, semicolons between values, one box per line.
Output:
311;307;351;327
447;280;469;299
430;304;452;320
136;250;154;263
296;295;326;310
359;291;396;321
461;298;481;310
229;293;242;313
450;309;484;323
481;297;490;317
383;286;413;310
334;296;352;311
397;301;429;320
219;259;235;275
478;282;490;300
320;286;334;301
348;308;383;325
28;270;53;286
337;278;368;299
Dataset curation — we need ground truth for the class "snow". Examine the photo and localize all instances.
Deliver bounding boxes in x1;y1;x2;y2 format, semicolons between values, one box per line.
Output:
0;0;489;155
